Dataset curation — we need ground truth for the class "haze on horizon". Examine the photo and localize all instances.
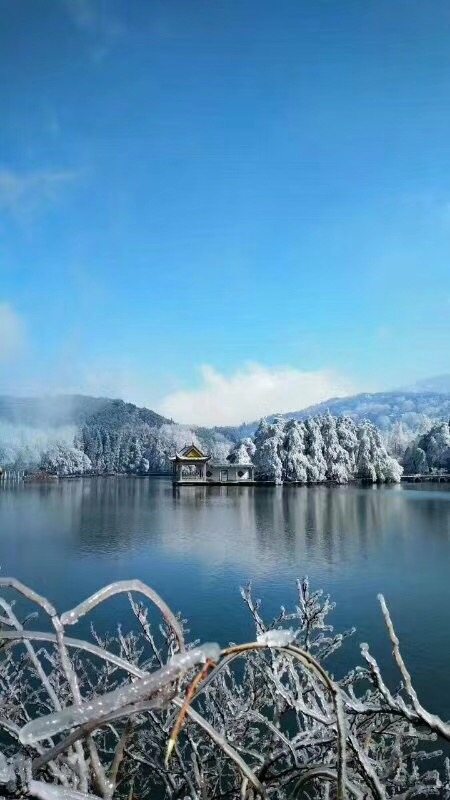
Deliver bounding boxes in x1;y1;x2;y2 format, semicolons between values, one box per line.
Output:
1;1;449;425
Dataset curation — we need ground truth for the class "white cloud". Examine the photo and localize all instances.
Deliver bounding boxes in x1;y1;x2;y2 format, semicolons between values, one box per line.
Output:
47;362;149;405
158;364;355;426
0;168;75;221
0;303;26;362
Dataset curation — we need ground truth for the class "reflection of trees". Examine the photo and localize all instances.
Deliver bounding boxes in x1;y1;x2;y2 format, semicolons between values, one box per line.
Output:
249;484;450;572
5;478;449;576
168;484;393;571
70;480;450;572
75;478;171;553
250;485;386;567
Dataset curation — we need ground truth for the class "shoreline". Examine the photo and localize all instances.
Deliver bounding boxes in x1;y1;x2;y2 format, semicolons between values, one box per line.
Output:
21;472;450;486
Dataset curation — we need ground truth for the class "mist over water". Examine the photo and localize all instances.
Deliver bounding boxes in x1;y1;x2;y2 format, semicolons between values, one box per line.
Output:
1;477;449;718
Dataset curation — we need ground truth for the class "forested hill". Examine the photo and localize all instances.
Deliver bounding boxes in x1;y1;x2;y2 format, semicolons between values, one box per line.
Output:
0;395;232;472
0;394;170;430
79;397;170;430
216;389;450;443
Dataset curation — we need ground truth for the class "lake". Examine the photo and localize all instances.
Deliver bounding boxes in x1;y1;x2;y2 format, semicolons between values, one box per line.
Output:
0;477;449;716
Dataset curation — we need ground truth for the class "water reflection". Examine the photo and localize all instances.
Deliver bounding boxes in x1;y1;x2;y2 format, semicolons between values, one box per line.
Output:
2;478;448;575
163;482;450;575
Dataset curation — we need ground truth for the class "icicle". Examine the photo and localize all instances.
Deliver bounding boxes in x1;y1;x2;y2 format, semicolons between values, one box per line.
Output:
20;643;220;745
257;629;295;647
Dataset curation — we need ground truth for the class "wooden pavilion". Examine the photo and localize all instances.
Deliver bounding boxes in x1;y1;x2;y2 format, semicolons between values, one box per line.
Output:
170;444;255;485
169;444;210;483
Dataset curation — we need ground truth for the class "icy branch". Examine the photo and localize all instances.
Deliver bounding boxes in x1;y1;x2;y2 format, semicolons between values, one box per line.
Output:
20;645;220;745
256;629;296;647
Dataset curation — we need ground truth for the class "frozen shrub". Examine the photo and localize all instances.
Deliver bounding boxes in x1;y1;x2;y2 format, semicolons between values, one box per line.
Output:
0;575;449;799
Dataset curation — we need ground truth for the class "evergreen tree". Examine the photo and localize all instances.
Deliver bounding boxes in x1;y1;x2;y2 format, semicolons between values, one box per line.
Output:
253;418;284;483
282;420;309;482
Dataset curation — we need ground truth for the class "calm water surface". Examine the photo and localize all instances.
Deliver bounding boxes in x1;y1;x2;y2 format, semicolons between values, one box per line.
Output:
0;478;449;713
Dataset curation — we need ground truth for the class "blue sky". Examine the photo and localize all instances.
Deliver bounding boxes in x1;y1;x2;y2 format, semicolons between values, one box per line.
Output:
0;0;449;424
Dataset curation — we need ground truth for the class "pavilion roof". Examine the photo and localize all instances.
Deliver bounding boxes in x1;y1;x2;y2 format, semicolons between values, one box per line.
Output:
169;443;210;463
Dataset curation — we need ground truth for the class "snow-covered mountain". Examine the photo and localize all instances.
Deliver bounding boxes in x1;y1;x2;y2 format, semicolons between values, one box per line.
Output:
216;387;450;443
401;374;450;394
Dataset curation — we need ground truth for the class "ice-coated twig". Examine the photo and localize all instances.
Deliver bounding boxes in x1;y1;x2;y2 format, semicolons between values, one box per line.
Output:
60;581;185;651
348;731;386;799
0;599;62;713
32;694;173;773
292;766;364;799
107;720;132;795
220;640;348;800
248;710;297;762
0;630;145;678
2;575;450;799
0;578;57;618
0;753;14;785
378;594;450;742
360;643;401;711
0;579;89;790
50;618;92;793
29;779;102;800
174;699;267;798
20;644;220;745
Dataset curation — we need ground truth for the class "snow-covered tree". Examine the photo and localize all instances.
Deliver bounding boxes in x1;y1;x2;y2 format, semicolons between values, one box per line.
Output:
355;422;403;483
403;444;428;474
139;457;150;474
102;431;113;471
282;420;310;482
336;415;359;465
321;413;353;483
40;444;92;476
227;437;255;465
403;420;450;474
303;417;328;482
125;435;143;473
252;415;402;484
209;440;232;462
253;418;284;483
354;424;378;482
384;420;415;461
